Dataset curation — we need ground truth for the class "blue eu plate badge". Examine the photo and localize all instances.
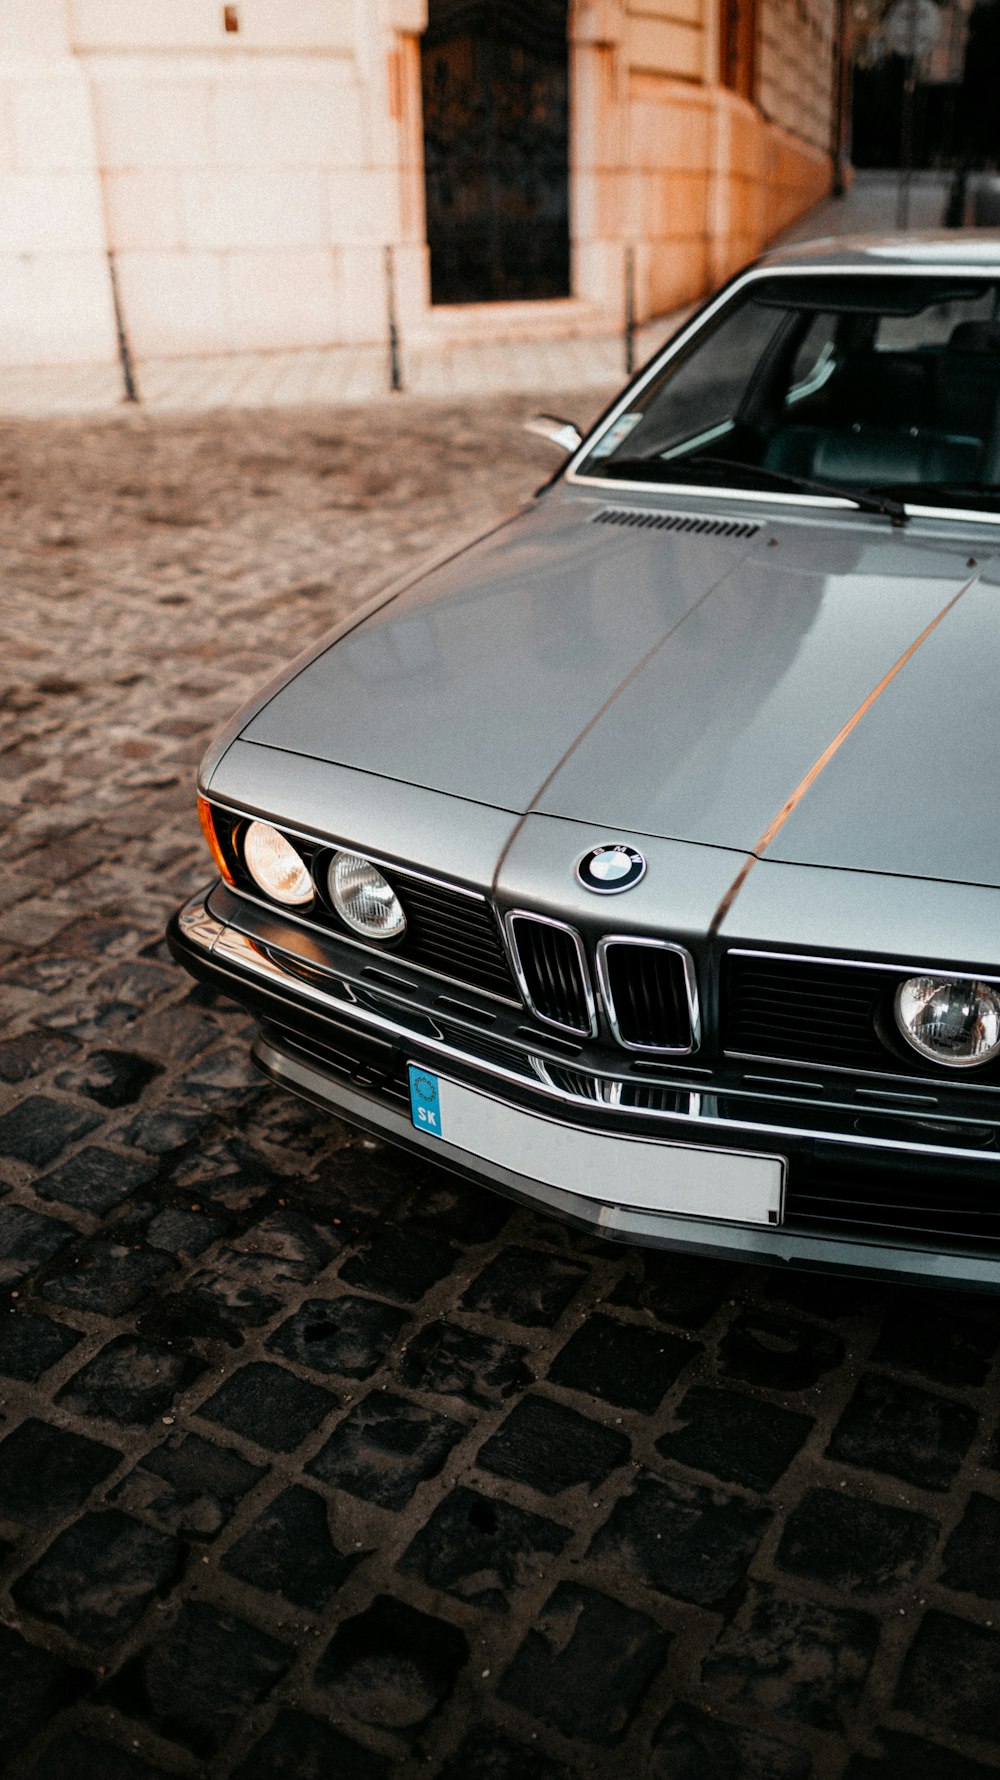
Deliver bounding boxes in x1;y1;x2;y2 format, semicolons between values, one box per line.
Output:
409;1065;442;1137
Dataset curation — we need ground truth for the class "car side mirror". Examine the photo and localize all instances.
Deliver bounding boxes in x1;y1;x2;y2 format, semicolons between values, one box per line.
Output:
523;414;583;454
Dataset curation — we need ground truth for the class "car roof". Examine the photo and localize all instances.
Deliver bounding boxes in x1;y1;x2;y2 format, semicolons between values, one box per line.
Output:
754;231;1000;274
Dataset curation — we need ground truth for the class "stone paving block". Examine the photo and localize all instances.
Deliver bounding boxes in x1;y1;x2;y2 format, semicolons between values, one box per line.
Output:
0;1202;78;1286
650;1701;812;1779
177;1041;260;1105
827;1373;978;1492
701;1582;879;1731
719;1309;845;1392
589;1469;772;1608
185;1247;321;1330
55;1048;163;1109
895;1610;1000;1743
124;1001;220;1065
460;1245;590;1327
142;1203;227;1254
398;1483;570;1611
25;1731;175;1779
103;1599;292;1759
844;1728;1000;1779
548;1312;700;1414
110;1431;266;1538
164;1136;280;1210
408;1175;512;1245
307;1391;464;1510
13;1509;179;1648
498;1581;669;1744
872;1302;999;1388
41;1236;177;1315
476;1394;631;1496
0;1093;98;1166
134;1284;248;1350
0;1308;82;1380
437;1728;570;1780
0;1028;78;1083
339;1228;455;1303
0;1625;91;1767
938;1490;1000;1598
230;1708;390;1780
315;1594;469;1735
400;1319;531;1408
51;915;145;959
221;1483;363;1608
1;953;92;997
610;1252;736;1330
236;1207;341;1272
776;1486;939;1595
33;1146;157;1214
656;1386;814;1491
56;1334;201;1426
267;1294;409;1378
764;1270;883;1321
0;1418;122;1526
198;1360;338;1454
118;1103;214;1155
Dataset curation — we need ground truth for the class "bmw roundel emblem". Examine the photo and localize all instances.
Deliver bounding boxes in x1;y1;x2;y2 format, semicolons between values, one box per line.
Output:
576;844;647;894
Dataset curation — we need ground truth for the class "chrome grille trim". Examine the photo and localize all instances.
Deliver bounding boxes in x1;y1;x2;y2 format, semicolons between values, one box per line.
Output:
596;936;699;1054
504;910;597;1038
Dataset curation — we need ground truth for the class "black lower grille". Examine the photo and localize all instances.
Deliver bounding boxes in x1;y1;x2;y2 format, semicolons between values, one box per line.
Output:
391;875;515;1001
726;953;909;1075
507;914;595;1035
787;1153;1000;1250
600;940;694;1051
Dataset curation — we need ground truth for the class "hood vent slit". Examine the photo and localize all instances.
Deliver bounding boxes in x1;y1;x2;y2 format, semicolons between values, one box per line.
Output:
591;506;759;541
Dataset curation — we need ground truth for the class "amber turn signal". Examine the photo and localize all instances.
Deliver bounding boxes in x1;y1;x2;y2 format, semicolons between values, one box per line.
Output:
198;795;235;884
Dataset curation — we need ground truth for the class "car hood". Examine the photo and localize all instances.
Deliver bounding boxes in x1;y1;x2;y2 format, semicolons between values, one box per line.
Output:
241;491;996;887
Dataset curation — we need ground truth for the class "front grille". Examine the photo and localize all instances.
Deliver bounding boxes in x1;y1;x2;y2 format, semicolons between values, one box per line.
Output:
506;913;595;1036
391;876;515;1001
599;940;694;1051
725;950;1000;1085
725;953;901;1074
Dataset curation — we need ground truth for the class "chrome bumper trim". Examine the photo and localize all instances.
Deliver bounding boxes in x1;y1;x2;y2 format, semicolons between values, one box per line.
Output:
175;889;1000;1167
253;1035;1000;1291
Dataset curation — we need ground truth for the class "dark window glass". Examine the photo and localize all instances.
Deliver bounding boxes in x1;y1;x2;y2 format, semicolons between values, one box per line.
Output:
577;274;1000;509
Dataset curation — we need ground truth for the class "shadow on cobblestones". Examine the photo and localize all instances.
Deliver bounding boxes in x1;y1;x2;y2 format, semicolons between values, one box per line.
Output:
2;396;1000;1777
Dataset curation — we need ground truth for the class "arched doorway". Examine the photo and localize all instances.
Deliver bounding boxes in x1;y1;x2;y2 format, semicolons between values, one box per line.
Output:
420;0;571;305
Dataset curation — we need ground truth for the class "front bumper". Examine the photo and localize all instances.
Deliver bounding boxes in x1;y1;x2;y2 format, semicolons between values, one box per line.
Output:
169;884;1000;1292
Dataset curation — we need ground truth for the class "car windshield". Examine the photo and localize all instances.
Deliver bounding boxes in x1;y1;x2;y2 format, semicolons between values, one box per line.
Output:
576;272;1000;512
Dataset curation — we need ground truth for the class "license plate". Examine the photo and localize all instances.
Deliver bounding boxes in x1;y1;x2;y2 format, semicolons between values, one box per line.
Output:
408;1065;784;1227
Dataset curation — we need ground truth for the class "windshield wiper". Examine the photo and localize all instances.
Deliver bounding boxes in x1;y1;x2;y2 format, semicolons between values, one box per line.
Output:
589;451;909;523
681;456;909;524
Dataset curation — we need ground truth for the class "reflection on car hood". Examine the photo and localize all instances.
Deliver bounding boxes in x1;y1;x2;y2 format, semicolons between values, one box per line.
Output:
241;491;996;887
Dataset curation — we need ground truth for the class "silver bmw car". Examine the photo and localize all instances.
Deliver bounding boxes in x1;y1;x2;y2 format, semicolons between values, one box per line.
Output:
170;234;1000;1292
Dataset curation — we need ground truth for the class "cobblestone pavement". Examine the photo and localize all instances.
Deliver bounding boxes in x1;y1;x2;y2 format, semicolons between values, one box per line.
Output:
2;397;1000;1780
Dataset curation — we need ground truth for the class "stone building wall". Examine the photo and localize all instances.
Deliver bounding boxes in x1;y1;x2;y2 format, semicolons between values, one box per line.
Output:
0;0;836;372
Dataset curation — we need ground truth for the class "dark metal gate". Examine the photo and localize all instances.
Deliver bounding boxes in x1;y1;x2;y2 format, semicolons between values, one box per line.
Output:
421;0;570;305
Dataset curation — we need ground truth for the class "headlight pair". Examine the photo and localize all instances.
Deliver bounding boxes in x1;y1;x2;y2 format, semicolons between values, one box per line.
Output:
240;820;406;940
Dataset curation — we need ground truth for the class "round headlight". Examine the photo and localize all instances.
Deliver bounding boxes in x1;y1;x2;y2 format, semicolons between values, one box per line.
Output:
242;821;314;908
894;975;1000;1069
328;851;406;940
